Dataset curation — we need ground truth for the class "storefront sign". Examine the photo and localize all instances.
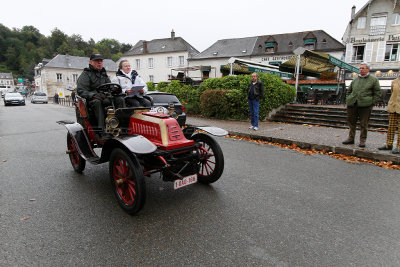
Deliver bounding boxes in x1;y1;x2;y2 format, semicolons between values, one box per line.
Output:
248;66;293;78
349;35;400;43
345;70;399;80
261;55;294;62
329;56;359;73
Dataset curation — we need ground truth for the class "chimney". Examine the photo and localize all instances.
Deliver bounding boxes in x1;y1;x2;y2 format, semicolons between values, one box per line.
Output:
171;29;175;40
351;5;356;20
143;41;147;53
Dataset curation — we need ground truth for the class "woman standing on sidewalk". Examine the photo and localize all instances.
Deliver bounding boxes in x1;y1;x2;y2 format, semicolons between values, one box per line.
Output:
378;77;400;154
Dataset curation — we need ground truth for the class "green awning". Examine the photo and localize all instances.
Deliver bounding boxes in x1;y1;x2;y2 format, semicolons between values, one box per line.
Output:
248;66;293;78
299;85;312;92
265;42;276;48
269;61;282;66
220;63;251;74
304;38;315;45
279;50;360;77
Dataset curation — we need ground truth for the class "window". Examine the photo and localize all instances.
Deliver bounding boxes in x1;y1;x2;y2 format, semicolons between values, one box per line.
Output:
72;74;78;83
392;13;400;25
136;59;141;69
370;15;387;35
148;58;154;68
304;38;315;50
56;73;62;82
265;42;276;54
357;17;367;29
385;43;399;61
149;75;154;82
352;45;365;62
179;56;185;66
167;56;173;67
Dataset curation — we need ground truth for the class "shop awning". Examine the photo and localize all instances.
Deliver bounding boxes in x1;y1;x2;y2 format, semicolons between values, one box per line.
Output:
248;66;293;78
279;49;359;77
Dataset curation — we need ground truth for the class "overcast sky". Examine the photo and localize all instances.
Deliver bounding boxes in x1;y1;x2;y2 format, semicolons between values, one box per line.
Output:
1;0;368;52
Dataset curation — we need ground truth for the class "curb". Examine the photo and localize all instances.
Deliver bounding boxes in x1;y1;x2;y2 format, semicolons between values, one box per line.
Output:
226;130;400;164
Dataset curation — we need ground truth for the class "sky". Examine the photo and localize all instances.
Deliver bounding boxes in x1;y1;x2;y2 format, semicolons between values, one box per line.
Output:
1;0;369;52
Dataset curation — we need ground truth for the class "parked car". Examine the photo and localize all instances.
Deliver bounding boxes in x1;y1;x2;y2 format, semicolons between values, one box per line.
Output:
147;91;186;126
31;92;48;104
4;92;25;106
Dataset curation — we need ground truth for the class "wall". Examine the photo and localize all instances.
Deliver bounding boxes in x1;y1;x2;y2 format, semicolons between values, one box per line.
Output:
122;51;189;83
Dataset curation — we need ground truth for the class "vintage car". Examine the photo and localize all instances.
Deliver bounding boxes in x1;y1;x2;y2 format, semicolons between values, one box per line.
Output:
58;83;227;215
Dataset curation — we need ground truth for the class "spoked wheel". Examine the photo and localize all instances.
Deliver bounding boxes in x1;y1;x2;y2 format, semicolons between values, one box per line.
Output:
67;133;86;173
109;148;146;215
192;133;224;184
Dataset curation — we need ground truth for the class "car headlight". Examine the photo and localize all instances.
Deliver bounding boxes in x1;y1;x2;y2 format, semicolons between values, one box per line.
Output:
107;117;119;128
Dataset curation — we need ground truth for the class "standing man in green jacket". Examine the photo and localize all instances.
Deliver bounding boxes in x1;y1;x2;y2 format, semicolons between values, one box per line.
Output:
342;62;381;147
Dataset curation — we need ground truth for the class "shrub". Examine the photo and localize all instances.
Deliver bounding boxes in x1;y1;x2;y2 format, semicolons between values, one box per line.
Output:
146;82;155;91
153;73;295;120
157;81;168;91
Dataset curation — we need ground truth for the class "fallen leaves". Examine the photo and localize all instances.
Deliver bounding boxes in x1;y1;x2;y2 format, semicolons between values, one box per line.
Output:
225;134;400;170
20;216;30;221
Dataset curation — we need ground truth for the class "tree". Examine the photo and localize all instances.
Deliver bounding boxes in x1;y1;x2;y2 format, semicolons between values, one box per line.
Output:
49;28;67;52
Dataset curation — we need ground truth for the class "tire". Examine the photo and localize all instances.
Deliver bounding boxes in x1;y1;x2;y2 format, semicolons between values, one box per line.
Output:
67;133;86;173
109;148;146;215
192;133;224;184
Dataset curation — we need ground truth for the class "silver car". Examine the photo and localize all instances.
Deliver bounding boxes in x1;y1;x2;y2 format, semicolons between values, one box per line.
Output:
4;93;25;106
31;92;48;104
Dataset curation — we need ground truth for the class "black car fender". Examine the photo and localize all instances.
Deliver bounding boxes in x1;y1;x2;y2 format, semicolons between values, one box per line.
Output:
58;121;157;164
183;126;228;139
99;135;157;163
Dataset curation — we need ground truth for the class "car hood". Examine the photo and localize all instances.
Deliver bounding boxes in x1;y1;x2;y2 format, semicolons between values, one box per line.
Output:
5;96;23;100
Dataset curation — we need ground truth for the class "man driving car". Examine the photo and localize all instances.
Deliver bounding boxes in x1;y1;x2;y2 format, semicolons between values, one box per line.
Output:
76;53;124;131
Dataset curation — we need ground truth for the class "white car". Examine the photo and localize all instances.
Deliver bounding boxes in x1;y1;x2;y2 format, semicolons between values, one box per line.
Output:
4;93;25;106
31;92;48;104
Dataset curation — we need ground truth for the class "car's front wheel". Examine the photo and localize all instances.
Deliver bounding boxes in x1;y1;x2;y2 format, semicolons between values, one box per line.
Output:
192;133;224;184
109;148;146;215
67;133;86;173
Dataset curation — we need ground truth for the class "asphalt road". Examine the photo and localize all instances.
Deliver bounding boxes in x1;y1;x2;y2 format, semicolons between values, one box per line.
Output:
1;101;400;266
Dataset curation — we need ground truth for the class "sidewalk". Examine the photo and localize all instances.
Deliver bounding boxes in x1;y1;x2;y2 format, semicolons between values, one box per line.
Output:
186;116;400;164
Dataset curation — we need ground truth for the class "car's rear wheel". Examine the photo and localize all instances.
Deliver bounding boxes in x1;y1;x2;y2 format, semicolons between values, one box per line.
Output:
192;133;224;184
67;133;86;173
109;148;146;215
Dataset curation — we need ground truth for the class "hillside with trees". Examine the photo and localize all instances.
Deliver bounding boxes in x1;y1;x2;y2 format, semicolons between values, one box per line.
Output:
0;24;132;82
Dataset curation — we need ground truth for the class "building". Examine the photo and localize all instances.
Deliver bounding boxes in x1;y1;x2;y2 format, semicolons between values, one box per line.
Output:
343;0;400;92
34;55;117;97
0;73;15;92
188;30;345;78
120;30;199;83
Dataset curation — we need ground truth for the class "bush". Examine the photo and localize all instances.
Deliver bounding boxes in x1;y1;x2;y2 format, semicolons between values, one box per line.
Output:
146;82;155;91
198;74;295;119
152;73;295;120
157;81;168;91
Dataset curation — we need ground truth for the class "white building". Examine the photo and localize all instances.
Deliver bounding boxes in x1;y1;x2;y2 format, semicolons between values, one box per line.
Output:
343;0;400;90
120;30;199;83
34;55;117;97
0;73;15;92
188;30;345;78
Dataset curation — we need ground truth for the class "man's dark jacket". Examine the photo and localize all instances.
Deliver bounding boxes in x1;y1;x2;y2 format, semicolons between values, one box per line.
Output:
76;64;111;99
247;81;264;101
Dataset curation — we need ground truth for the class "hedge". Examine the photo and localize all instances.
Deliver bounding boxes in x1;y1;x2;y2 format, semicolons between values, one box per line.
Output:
153;74;296;119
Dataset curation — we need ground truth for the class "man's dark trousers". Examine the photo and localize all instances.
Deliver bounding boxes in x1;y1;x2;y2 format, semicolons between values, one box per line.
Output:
346;105;373;142
89;97;124;129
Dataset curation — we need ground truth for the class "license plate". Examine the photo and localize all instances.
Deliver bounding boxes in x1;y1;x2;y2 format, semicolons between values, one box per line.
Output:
174;174;197;189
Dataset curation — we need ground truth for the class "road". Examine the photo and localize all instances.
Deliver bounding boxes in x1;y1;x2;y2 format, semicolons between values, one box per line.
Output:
1;101;400;266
